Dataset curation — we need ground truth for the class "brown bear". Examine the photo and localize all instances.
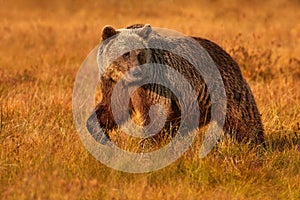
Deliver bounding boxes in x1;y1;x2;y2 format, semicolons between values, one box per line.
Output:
86;24;265;147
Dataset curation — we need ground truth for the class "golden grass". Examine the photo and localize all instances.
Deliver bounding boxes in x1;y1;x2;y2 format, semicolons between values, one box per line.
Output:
0;0;299;199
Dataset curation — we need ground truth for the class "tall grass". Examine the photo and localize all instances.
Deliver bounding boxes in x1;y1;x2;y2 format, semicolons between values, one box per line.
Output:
0;0;299;199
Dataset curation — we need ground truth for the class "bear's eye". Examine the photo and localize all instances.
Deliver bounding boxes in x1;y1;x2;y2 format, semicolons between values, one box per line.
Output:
137;51;146;65
123;52;130;60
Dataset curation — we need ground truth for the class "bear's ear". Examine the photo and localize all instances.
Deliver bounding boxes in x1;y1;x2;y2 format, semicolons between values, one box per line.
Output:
138;24;152;39
101;25;117;41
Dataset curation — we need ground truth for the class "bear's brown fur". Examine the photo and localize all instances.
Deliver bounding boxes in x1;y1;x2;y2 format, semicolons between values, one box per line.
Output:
86;24;265;146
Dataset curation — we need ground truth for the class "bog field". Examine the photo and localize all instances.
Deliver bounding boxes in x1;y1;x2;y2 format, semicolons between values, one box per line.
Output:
0;0;299;199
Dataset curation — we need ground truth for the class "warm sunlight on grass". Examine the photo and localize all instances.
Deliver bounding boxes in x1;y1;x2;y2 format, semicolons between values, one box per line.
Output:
0;0;299;199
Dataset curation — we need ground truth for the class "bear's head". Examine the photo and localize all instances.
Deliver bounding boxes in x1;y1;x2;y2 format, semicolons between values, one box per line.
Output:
97;24;155;86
